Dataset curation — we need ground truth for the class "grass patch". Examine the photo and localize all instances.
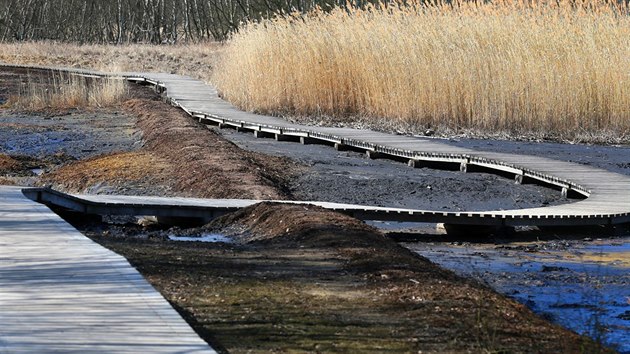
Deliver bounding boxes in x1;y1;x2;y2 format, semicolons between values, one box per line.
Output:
214;0;630;142
42;151;170;192
6;71;129;110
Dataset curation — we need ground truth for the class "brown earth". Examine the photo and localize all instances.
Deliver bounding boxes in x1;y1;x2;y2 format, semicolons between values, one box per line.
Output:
123;98;299;199
0;176;14;185
0;154;20;172
0;153;68;177
39;78;300;199
44;151;172;193
84;203;609;353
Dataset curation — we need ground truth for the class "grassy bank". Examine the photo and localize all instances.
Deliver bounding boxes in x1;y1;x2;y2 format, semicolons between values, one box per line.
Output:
214;0;630;142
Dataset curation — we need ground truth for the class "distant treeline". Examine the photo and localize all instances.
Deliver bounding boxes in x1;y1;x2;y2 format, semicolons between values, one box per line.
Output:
0;0;359;43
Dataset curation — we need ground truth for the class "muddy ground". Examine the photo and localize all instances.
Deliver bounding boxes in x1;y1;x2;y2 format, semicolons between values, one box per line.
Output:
74;203;605;353
404;238;630;353
213;127;569;211
1;66;627;352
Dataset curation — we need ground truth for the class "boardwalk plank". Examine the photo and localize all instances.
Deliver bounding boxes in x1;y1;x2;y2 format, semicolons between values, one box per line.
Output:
0;186;215;353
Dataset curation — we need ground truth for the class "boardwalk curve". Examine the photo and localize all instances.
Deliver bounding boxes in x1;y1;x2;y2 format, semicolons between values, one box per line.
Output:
126;71;630;228
2;63;630;229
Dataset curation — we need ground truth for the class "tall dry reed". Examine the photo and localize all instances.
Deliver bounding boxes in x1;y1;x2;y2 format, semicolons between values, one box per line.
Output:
214;0;630;141
9;72;129;110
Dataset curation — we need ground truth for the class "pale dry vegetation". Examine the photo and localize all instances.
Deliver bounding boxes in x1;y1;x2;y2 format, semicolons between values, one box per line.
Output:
7;72;129;110
214;0;630;141
0;41;222;82
0;41;222;110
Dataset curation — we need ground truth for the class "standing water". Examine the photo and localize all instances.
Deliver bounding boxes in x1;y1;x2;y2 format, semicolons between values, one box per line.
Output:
168;233;232;243
404;238;630;353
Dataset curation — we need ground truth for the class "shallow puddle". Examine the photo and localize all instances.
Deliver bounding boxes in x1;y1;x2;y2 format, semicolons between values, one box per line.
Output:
168;233;232;243
404;238;630;353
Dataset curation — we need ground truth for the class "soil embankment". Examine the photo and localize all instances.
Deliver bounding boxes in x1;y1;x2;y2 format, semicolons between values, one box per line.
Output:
123;98;297;199
82;203;607;353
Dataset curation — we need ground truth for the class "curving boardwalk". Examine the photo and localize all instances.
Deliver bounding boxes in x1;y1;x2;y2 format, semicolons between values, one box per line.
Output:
124;72;630;228
1;63;629;228
0;186;215;353
0;63;629;351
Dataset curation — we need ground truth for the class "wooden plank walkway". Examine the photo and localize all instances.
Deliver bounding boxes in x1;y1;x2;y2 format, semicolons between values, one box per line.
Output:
0;186;215;353
123;70;630;227
18;187;629;227
2;63;629;227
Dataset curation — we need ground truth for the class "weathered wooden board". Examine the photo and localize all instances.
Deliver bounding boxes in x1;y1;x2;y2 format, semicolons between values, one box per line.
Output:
0;186;215;353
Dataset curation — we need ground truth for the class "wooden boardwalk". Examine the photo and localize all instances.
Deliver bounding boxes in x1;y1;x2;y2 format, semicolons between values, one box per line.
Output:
123;72;630;228
0;186;215;353
18;187;629;227
2;63;629;228
0;62;628;351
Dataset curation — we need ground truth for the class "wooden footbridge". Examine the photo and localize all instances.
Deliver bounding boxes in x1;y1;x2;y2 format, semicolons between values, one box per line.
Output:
3;64;630;230
0;185;216;352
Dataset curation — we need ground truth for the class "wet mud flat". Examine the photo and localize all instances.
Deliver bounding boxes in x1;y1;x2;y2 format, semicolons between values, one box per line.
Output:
0;112;139;158
216;127;566;211
0;110;140;183
404;238;630;353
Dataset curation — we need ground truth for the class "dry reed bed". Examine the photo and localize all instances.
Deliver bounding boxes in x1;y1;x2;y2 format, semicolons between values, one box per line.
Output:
7;73;129;110
214;0;630;141
0;42;221;110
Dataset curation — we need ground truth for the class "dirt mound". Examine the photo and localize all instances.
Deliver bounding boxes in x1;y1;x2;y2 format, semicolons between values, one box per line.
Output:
94;202;603;353
123;98;301;199
206;203;466;279
0;154;21;173
207;202;383;245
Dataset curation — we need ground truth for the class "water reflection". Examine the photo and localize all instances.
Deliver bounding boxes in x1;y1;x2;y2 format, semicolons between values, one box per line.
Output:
404;239;630;353
168;233;232;243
